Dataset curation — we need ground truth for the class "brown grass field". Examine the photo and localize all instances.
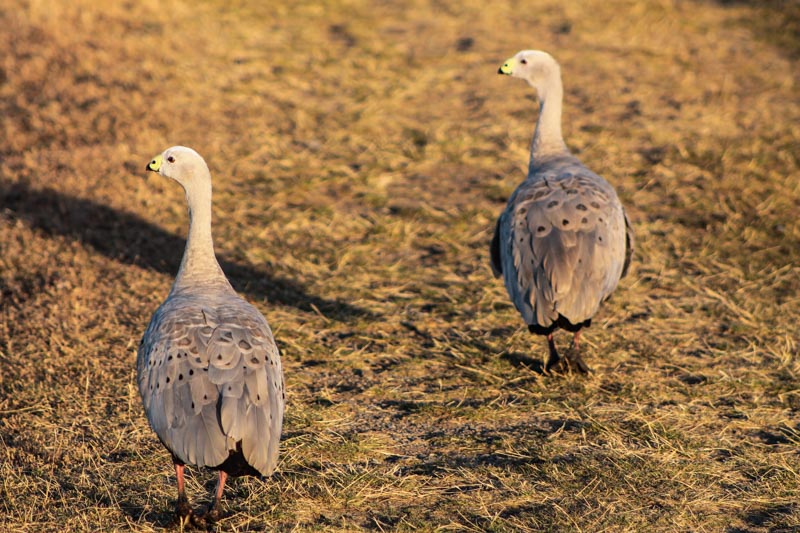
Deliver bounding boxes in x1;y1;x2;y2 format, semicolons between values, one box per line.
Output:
1;0;799;531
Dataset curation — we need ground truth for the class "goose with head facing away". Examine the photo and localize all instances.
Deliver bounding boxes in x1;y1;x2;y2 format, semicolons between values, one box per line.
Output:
491;50;634;373
138;146;285;526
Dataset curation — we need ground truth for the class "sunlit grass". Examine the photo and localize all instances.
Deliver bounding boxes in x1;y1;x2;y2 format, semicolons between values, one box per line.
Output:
0;0;798;530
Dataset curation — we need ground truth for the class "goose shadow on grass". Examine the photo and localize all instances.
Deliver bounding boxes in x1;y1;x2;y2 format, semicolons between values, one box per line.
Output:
500;351;546;375
0;180;372;321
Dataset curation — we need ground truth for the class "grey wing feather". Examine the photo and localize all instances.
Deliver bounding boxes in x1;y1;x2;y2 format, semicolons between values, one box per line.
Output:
137;292;284;476
490;217;503;277
496;159;628;328
621;209;635;278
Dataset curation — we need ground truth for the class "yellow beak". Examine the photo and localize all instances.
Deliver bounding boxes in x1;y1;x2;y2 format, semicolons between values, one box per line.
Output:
146;154;163;172
498;57;515;75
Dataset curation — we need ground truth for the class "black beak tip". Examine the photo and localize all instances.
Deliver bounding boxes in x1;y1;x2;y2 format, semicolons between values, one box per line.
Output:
497;67;503;74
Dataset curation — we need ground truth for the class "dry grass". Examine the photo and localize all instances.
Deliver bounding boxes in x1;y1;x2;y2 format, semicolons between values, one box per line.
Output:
1;0;799;531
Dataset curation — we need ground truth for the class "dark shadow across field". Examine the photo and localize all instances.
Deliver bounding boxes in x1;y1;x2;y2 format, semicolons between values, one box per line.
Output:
0;180;372;320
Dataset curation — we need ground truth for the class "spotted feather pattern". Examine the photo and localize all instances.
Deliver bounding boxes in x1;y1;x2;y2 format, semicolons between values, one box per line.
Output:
491;156;632;329
137;288;284;476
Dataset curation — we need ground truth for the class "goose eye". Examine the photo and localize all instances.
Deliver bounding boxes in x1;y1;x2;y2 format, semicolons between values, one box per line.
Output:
520;58;527;65
167;156;175;163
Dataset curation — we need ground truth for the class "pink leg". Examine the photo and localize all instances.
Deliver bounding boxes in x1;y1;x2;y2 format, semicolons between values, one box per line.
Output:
565;330;590;373
176;463;186;498
195;470;227;525
173;462;192;525
545;333;561;372
572;330;581;350
212;471;228;512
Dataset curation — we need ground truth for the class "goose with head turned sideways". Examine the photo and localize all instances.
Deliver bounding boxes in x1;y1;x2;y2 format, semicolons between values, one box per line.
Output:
138;146;285;526
491;50;634;373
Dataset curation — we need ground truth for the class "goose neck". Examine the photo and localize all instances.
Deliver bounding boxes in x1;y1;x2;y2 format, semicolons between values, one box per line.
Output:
530;72;569;167
172;183;228;291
